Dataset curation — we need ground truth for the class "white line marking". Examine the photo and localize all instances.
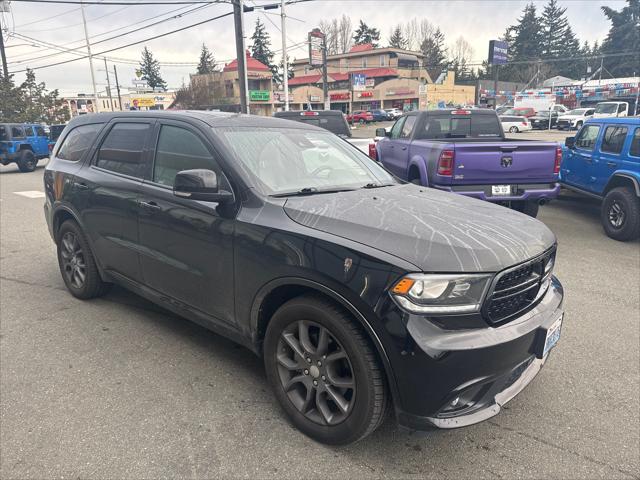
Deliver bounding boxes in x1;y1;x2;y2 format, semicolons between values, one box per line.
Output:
13;191;45;198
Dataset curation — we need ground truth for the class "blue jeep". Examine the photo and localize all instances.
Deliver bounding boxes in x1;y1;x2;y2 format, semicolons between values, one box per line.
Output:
0;123;50;172
561;117;640;241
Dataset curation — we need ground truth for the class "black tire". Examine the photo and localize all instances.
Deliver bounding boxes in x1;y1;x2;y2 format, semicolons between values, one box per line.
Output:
410;178;421;185
601;187;640;241
513;200;539;218
17;150;37;173
509;126;519;133
264;294;388;445
57;220;110;299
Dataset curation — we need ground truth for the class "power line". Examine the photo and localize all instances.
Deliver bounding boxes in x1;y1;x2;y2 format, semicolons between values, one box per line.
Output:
8;9;235;73
9;0;229;4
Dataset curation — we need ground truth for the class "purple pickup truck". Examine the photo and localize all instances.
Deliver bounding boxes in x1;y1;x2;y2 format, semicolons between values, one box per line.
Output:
375;109;561;217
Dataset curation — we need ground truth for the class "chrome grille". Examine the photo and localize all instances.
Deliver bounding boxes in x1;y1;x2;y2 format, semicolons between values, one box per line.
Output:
483;248;555;325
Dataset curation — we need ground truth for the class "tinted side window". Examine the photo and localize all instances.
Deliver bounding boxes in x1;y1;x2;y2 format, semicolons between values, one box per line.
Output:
390;117;406;139
400;116;416;138
96;123;150;177
11;126;25;138
34;126;45;136
575;125;600;150
57;124;103;162
0;126;7;141
601;126;628;154
618;104;626;113
153;125;217;186
630;128;640;158
24;126;34;136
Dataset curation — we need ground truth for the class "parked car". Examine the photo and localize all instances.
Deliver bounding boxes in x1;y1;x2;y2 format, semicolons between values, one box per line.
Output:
529;111;559;129
371;109;391;122
44;111;564;445
593;101;629;119
556;108;595;130
346;110;374;124
561;117;639;241
502;107;536;118
385;108;403;119
375;109;561;217
500;115;532;133
0;123;50;172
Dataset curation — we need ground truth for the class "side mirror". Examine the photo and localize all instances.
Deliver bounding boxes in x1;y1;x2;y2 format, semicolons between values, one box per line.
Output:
173;169;234;203
375;128;389;137
565;137;575;149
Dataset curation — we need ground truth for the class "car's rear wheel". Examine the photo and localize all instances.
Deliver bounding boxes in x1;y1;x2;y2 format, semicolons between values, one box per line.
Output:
264;294;388;445
509;126;519;133
17;150;37;172
57;220;110;299
601;187;640;241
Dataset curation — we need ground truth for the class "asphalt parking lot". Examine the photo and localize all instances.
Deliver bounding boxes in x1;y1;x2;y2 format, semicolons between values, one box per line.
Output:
1;161;638;479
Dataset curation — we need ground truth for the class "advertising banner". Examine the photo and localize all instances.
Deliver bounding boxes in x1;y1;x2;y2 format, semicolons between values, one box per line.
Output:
488;40;508;65
352;73;366;91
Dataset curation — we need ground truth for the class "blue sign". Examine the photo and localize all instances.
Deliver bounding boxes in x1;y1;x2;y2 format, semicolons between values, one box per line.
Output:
488;40;508;65
352;73;366;91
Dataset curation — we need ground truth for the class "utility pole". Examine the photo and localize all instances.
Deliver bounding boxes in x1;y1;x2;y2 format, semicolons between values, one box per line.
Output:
80;1;98;112
598;57;603;85
233;0;249;113
103;57;114;111
322;35;329;110
280;0;289;111
113;64;123;111
0;26;8;79
493;64;499;109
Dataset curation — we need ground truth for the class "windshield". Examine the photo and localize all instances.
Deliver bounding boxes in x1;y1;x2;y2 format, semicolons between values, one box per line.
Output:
595;103;617;114
0;125;8;141
567;109;587;115
218;127;396;195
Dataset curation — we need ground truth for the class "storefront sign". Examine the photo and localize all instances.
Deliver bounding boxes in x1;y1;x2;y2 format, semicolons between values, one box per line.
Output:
308;29;324;67
365;78;375;87
357;91;373;98
352;73;366;92
385;89;416;96
310;95;321;102
330;93;350;101
250;90;270;101
132;98;156;107
488;40;508;65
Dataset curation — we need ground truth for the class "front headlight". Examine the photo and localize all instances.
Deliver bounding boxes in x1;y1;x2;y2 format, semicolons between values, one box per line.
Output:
391;274;492;315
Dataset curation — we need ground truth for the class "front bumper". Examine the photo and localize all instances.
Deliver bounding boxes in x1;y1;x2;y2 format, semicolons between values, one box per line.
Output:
435;182;560;203
383;276;563;430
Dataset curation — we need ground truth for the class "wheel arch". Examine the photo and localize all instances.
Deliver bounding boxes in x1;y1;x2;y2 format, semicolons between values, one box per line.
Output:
250;277;400;407
604;173;640;197
407;156;427;186
18;144;34;152
52;206;82;241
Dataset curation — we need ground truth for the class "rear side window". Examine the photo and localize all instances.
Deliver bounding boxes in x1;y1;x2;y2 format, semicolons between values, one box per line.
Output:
575;125;600;150
601;126;628;155
11;126;25;138
24;126;34;136
0;126;7;141
34;126;45;136
96;123;151;177
153;125;217;186
629;128;639;157
56;124;102;162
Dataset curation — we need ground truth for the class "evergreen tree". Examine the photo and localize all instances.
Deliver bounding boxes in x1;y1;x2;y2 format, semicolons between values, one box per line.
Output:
388;25;407;49
420;27;448;76
600;0;640;77
540;0;580;78
0;69;68;123
139;47;167;91
250;19;279;82
353;20;381;47
511;3;544;61
196;44;217;74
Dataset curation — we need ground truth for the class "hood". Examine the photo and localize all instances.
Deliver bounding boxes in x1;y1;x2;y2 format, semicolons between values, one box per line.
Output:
283;184;555;273
558;114;580;120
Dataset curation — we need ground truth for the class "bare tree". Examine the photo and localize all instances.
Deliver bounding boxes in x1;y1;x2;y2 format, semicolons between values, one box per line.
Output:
319;19;339;55
337;14;353;53
318;15;352;55
449;36;475;80
403;19;419;50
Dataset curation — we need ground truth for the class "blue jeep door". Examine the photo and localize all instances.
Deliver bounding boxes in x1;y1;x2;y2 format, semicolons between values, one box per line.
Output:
593;124;628;194
32;125;49;156
563;124;601;189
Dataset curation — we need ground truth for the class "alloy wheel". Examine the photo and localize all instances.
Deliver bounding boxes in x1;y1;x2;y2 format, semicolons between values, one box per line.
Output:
60;232;87;288
608;201;625;228
276;320;356;426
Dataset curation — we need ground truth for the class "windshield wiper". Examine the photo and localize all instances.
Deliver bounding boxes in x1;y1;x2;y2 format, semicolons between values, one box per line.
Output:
270;187;356;197
361;182;393;189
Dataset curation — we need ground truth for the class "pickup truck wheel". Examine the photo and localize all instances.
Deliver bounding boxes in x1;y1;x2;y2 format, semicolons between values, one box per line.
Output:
17;150;36;172
509;126;519;133
601;187;640;241
513;200;539;218
57;220;111;299
264;294;388;445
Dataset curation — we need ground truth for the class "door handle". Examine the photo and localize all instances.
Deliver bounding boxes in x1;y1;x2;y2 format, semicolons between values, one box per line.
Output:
606;161;617;168
139;200;161;211
75;182;89;190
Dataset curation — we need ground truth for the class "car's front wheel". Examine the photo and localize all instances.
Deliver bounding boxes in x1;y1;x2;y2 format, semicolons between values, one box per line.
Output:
57;220;111;299
509;126;519;133
264;294;388;445
601;187;640;241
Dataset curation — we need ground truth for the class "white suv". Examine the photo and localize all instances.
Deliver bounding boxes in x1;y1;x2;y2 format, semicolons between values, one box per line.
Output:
385;108;403;119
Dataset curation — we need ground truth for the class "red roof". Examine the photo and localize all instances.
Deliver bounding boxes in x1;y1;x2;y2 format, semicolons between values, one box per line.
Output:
223;50;270;72
287;74;322;86
330;68;398;81
349;43;374;53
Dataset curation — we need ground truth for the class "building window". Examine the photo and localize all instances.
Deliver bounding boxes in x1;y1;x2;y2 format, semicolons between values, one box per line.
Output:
362;57;367;68
380;55;385;67
225;81;234;97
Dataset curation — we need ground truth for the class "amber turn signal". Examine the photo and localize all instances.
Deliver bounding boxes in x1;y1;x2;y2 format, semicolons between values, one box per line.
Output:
392;278;415;295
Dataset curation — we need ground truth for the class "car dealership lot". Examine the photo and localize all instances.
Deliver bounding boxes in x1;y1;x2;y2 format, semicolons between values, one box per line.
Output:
1;163;638;478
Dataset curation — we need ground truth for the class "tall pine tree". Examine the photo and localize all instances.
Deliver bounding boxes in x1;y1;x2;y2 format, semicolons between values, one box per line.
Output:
600;0;640;77
196;44;217;74
139;47;167;91
250;19;279;82
388;25;408;49
511;4;544;61
353;20;381;47
421;27;448;78
540;0;580;78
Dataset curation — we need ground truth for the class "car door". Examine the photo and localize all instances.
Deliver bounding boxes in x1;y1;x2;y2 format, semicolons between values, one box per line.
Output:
136;120;235;325
32;125;49;156
75;118;155;284
378;116;405;175
592;124;629;193
562;123;602;189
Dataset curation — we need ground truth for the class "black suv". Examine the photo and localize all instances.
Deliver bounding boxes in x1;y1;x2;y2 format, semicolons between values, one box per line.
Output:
44;111;564;445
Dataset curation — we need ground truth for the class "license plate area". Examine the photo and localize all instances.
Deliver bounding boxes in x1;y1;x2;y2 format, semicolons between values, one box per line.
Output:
535;313;563;359
491;185;512;196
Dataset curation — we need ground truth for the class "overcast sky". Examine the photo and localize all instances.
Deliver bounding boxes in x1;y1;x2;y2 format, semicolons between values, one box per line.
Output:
1;0;626;96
